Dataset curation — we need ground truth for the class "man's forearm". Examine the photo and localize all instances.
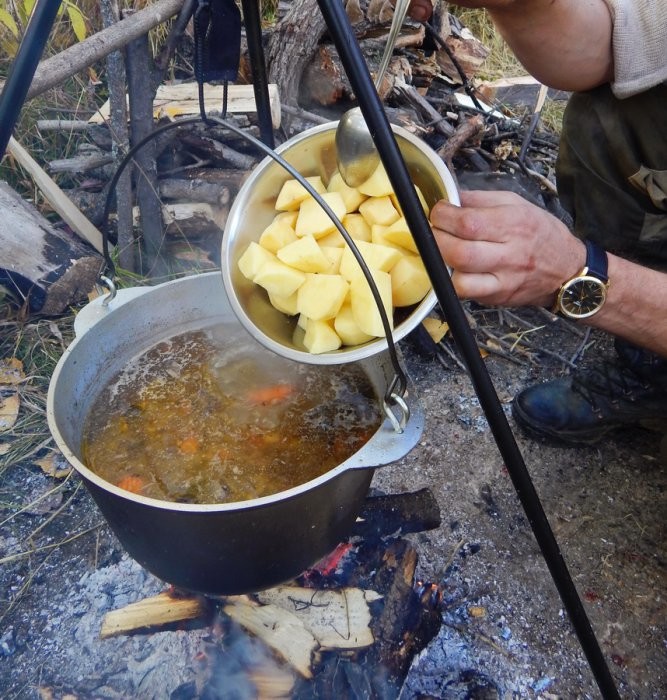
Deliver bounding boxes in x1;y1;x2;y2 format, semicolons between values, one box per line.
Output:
463;0;615;91
588;255;667;357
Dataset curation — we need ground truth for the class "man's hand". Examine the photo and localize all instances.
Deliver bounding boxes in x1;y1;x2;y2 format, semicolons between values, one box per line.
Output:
430;190;585;308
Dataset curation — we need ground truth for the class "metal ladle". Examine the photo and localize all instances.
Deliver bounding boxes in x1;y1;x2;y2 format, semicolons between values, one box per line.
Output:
335;0;411;187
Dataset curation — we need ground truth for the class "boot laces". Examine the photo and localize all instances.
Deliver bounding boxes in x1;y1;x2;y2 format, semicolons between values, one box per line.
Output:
571;362;651;413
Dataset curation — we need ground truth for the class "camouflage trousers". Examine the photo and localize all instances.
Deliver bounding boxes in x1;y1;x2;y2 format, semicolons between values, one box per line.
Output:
556;81;667;267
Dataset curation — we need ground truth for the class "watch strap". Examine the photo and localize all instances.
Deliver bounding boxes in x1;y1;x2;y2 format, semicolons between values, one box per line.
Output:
584;239;609;283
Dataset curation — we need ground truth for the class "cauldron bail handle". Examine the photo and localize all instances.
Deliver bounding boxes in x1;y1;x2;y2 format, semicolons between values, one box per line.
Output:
100;276;117;307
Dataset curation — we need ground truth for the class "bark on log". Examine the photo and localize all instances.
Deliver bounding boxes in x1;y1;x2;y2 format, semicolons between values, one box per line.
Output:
0;183;103;315
126;28;164;275
266;0;327;109
100;0;135;272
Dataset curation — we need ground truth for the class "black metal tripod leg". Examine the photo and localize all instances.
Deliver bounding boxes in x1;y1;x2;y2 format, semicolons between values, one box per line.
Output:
239;0;275;148
315;1;619;697
0;0;62;160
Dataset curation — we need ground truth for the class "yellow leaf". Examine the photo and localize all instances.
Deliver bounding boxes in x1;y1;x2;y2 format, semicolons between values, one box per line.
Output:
65;4;87;42
468;605;486;618
0;443;10;456
0;391;19;432
422;317;449;344
0;8;19;38
0;358;25;385
34;451;72;479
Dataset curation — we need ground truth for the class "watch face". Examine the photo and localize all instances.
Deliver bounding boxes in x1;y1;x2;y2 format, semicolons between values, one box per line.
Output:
558;275;608;319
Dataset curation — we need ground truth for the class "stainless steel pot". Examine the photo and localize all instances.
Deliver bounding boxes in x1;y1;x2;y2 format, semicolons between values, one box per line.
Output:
221;121;460;365
47;272;424;595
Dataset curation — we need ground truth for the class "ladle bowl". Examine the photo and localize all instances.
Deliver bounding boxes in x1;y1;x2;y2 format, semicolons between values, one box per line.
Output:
335;0;411;187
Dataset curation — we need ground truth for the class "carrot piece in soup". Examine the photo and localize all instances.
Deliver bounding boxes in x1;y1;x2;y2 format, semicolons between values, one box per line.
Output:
116;475;145;494
178;436;200;454
245;384;294;405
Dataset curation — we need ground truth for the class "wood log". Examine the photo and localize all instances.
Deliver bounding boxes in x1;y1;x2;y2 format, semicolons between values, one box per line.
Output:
0;182;103;315
100;591;209;638
47;152;114;174
0;0;186;104
158;178;230;207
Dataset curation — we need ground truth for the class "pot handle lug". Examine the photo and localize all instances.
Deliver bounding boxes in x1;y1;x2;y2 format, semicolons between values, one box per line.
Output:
73;281;153;338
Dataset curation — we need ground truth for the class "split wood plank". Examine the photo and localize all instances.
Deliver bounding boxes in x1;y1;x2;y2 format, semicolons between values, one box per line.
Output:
256;586;382;650
223;600;319;679
6;137;104;254
100;591;208;639
89;83;282;129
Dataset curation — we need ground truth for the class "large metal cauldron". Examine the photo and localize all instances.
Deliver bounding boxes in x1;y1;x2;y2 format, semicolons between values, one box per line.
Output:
47;272;424;596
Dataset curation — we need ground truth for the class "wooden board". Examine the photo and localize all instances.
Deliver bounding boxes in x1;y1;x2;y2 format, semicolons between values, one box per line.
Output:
90;83;282;128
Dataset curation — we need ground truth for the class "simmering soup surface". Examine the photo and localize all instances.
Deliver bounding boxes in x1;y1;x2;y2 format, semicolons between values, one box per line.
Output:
81;325;382;504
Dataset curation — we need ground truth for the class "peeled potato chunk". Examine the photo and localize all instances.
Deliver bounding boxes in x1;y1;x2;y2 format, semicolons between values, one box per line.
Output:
296;273;349;321
327;171;368;213
268;291;299;316
254;258;306;297
390;255;431;307
358;196;400;226
277;235;331;273
295;192;347;239
334;303;374;346
342;213;372;242
339;240;404;282
319;246;344;274
303;318;342;354
350;269;393;337
317;230;346;247
382;216;418;253
259;218;298;254
390;185;429;216
238;242;277;281
358;162;393;197
275;176;326;211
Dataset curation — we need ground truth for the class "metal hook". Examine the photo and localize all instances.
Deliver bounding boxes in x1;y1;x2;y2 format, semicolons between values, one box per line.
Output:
100;276;117;307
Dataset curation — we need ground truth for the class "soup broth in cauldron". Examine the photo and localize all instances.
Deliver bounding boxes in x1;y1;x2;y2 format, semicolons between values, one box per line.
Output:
81;325;382;504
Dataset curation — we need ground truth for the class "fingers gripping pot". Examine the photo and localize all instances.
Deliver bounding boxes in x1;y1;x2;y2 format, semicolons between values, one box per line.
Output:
47;273;424;596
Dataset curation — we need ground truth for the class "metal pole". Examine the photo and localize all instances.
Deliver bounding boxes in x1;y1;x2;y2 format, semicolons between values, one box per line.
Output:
0;0;62;160
239;0;275;148
316;1;620;697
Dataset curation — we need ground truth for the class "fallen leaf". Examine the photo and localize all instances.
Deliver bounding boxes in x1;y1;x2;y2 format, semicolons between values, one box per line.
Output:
34;451;72;478
469;605;486;618
0;390;19;431
422;317;449;343
0;442;11;455
0;357;25;385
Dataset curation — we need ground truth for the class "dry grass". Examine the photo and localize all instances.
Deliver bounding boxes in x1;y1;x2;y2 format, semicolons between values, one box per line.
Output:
452;7;566;134
0;293;74;474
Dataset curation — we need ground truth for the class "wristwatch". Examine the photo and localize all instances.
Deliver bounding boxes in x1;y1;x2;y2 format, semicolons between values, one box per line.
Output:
553;239;609;319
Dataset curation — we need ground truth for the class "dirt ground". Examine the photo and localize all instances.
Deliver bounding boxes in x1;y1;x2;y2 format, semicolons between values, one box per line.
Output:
0;293;664;699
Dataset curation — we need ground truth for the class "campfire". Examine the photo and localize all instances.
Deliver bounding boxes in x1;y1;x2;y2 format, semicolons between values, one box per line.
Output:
97;489;443;696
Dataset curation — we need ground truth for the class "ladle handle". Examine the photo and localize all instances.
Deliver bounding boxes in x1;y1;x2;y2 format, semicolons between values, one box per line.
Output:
373;0;411;91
